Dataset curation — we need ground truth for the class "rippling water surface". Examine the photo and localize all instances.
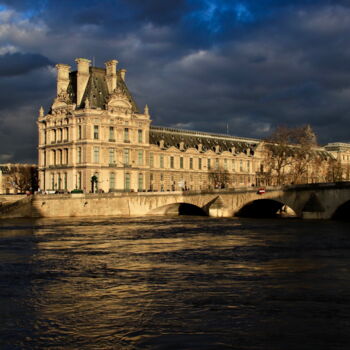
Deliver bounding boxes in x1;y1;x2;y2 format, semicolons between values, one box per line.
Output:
1;216;350;349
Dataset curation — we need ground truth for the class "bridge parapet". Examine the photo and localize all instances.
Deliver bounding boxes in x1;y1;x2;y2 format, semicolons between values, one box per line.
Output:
1;183;349;219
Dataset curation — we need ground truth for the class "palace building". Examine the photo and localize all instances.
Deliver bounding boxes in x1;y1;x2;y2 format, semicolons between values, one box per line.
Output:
37;58;349;193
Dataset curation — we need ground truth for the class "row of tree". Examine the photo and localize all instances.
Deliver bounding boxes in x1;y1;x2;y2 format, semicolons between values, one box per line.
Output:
207;125;348;188
261;125;347;185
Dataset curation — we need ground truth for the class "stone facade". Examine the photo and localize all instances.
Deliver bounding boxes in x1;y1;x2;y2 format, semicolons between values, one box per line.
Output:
37;58;350;193
324;143;350;180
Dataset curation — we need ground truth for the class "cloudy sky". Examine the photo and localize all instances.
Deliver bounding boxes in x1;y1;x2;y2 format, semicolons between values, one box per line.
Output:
1;0;350;163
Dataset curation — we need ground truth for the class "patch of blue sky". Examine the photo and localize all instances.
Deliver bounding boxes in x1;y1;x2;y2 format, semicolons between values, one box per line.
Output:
234;3;255;23
185;0;256;34
0;4;8;11
19;0;47;19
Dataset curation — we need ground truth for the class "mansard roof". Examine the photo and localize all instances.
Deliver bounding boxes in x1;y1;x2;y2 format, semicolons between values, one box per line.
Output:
66;67;139;112
149;126;260;154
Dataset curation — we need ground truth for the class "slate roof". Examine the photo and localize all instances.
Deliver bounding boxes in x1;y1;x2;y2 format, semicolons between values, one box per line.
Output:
149;126;260;154
66;67;139;112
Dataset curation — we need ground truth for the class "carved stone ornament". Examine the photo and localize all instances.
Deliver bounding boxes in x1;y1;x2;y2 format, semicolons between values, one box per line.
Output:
107;86;132;111
52;89;70;110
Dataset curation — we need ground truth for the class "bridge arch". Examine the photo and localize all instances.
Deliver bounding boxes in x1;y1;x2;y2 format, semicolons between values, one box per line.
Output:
332;200;350;221
147;202;208;216
236;199;297;218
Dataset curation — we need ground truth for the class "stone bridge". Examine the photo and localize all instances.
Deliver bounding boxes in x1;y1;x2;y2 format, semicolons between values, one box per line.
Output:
1;182;350;220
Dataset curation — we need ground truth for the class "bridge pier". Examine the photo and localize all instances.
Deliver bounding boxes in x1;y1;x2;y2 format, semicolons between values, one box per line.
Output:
207;196;232;217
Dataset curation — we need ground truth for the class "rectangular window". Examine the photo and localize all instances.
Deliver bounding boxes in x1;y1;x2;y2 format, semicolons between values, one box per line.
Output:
65;149;68;164
160;155;164;168
198;158;202;170
170;156;174;169
94;125;99;139
224;158;228;170
124;173;130;191
138;173;143;191
138;129;142;143
247;160;250;172
190;158;193;169
109;149;115;165
207;158;211;170
93;147;100;163
232;159;235;172
109;127;114;141
240;160;243;172
110;173;115;190
138;150;143;165
124;149;129;165
77;172;82;189
124;128;129;142
64;173;67;189
150;153;154;167
77;147;82;163
64;127;69;141
180;157;184;169
215;158;219;170
78;125;82;140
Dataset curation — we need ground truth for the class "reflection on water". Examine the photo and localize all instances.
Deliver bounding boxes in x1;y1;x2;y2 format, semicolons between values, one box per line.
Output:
1;217;350;349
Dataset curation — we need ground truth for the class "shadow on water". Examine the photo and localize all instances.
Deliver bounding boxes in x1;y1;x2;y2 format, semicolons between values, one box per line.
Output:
236;199;296;219
332;200;350;221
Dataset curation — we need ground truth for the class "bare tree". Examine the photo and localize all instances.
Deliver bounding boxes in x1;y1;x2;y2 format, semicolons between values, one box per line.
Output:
7;165;38;193
208;166;230;189
263;125;319;185
326;159;344;182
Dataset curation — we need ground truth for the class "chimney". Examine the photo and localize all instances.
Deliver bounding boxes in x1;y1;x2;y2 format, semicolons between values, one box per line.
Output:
75;58;91;106
105;59;118;93
55;64;71;96
120;68;126;81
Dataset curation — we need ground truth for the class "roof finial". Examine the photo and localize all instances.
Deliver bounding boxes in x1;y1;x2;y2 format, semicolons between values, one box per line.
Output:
85;97;90;109
39;106;44;117
144;104;149;116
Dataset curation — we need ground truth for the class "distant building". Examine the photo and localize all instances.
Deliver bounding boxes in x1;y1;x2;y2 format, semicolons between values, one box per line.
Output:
324;143;350;180
37;58;350;193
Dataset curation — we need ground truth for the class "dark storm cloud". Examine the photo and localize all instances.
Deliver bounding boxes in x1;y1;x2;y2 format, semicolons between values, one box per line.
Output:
1;0;350;163
0;52;52;77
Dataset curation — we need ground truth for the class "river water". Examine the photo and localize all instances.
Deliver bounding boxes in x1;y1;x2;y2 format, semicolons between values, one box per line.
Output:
0;216;350;350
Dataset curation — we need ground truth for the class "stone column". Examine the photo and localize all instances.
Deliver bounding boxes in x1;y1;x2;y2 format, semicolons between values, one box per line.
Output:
55;64;71;96
105;59;118;93
120;69;126;81
75;58;91;106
